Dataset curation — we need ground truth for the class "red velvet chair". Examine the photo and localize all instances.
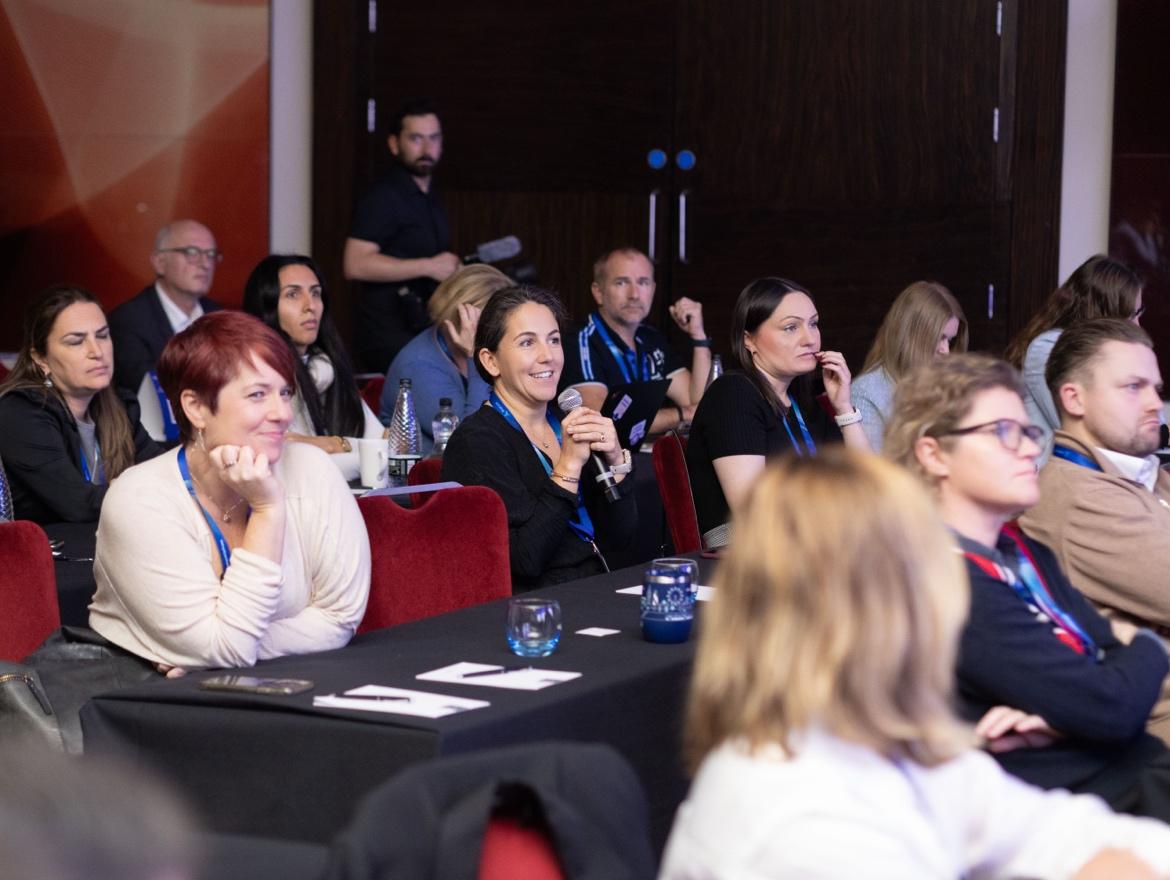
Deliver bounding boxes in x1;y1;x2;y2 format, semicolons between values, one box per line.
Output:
406;456;443;507
478;817;564;880
651;431;703;554
0;521;61;661
359;375;385;414
356;486;511;632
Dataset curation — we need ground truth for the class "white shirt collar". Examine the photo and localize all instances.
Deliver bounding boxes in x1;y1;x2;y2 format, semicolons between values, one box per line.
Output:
154;282;204;334
1095;446;1160;491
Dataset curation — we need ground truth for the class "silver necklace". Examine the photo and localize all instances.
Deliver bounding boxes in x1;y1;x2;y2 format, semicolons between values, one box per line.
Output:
190;474;246;523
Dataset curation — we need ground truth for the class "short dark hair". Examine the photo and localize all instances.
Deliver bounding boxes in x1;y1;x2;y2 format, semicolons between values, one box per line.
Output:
473;285;568;384
1046;318;1154;416
389;98;442;138
157;311;296;443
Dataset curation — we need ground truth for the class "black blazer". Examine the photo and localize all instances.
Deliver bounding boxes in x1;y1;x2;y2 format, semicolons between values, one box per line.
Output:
108;285;222;393
0;387;162;524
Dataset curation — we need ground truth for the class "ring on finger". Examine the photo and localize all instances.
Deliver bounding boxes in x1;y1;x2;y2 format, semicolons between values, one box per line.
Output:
225;461;237;468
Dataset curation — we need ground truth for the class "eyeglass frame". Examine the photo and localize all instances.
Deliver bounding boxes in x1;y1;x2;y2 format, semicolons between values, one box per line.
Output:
932;418;1045;452
155;246;224;264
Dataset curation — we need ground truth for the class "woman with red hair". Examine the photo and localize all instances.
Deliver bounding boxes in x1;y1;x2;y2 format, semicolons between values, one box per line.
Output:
89;311;370;672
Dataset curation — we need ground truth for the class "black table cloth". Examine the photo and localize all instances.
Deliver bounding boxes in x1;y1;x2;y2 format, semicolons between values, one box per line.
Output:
81;556;715;851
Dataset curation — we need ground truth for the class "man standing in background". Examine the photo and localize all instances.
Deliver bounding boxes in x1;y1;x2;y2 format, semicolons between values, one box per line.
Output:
344;99;460;373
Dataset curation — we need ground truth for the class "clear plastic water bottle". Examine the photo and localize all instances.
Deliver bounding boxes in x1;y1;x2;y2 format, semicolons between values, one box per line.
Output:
387;378;421;486
706;354;723;389
431;397;459;457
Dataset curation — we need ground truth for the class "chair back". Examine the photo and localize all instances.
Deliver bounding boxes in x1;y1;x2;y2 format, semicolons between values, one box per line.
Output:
327;741;654;880
356;486;511;632
0;521;61;661
651;431;702;554
406;457;443;507
359;375;386;414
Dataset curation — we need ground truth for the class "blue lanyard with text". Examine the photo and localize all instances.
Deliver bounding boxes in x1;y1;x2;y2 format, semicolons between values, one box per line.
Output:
79;438;104;485
488;392;596;544
148;371;180;442
589;312;648;384
1052;445;1104;472
780;398;817;456
177;447;232;571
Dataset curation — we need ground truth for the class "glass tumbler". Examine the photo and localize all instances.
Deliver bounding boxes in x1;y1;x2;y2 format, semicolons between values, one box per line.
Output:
506;597;563;657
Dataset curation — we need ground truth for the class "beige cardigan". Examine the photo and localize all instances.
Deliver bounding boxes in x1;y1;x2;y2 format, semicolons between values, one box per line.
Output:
1020;430;1170;742
90;443;370;669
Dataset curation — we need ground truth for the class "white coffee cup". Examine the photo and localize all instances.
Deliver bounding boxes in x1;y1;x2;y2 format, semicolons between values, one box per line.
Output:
358;438;389;488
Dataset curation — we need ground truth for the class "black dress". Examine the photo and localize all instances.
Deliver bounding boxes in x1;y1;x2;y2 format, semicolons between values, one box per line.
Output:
441;405;638;591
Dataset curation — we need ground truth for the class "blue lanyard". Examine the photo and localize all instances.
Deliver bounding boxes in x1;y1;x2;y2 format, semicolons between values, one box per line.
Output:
589;312;648;384
780;398;817;456
177;447;233;571
964;530;1101;661
148;371;180;442
1052;444;1103;472
79;437;104;484
488;392;596;544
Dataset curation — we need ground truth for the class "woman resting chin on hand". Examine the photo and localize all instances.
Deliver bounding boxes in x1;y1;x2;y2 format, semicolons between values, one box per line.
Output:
89;311;370;672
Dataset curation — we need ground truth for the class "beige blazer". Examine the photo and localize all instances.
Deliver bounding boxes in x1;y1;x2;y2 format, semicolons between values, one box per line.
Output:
1020;431;1170;742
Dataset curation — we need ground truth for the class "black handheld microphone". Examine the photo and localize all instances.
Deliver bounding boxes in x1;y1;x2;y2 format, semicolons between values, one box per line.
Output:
557;387;621;503
462;235;522;265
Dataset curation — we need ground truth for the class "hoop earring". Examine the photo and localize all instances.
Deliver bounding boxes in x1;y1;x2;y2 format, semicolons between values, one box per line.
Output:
196;428;207;453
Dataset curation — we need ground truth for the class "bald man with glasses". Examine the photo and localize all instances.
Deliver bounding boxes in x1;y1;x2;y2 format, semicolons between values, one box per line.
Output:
109;219;224;394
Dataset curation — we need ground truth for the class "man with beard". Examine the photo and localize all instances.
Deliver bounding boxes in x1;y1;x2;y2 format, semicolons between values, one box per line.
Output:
1021;318;1170;743
344;100;460;372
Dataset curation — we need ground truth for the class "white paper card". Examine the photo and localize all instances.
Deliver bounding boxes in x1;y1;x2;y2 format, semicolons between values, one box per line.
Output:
616;584;716;601
417;661;581;691
576;627;620;637
313;684;489;718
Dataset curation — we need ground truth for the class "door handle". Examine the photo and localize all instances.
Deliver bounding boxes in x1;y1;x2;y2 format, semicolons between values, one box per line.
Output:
648;190;659;262
678;191;688;264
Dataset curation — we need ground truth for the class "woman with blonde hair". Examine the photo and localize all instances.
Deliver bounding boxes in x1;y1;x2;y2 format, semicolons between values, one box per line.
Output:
384;263;513;453
660;447;1170;878
852;280;967;450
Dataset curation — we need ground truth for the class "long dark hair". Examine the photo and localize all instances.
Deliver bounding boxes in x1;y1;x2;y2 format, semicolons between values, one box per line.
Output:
729;277;817;416
243;254;364;436
0;284;136;478
1004;255;1142;368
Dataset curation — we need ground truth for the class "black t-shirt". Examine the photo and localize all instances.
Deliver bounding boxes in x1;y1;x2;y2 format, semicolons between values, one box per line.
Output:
560;311;685;392
349;164;451;372
685;371;842;534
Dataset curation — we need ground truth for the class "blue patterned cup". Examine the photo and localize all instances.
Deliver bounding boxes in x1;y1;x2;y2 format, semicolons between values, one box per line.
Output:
641;565;695;643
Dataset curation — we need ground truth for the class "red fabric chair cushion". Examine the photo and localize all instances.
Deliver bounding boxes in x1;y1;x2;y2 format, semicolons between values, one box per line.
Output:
0;521;60;661
406;456;443;507
652;432;703;554
357;486;511;632
359;376;385;414
477;816;564;880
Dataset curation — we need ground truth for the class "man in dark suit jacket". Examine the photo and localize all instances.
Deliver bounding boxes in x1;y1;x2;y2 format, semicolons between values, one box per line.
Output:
109;219;223;393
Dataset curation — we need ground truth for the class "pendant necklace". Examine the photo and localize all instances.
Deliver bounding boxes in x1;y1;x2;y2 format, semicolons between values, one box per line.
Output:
191;474;246;523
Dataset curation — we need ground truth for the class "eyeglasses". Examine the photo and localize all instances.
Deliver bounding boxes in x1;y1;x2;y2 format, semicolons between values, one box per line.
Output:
935;419;1044;451
157;246;224;264
1131;305;1146;322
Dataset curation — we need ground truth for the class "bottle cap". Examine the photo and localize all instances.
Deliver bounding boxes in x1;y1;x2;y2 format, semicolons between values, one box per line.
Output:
439;397;452;407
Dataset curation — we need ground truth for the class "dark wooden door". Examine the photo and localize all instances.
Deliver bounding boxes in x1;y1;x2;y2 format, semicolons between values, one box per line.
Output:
365;0;676;319
666;0;1003;369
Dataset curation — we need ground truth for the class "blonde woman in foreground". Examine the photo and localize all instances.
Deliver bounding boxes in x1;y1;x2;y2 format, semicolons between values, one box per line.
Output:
659;449;1170;879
